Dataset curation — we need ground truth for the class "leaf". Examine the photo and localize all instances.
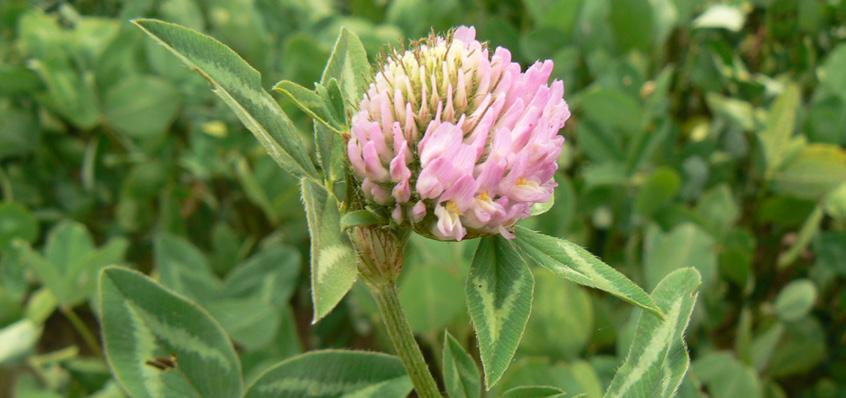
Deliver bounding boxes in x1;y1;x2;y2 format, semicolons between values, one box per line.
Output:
0;202;38;250
222;246;302;306
322;27;371;105
399;262;464;333
514;226;661;316
531;194;555;216
608;0;654;52
132;19;317;179
313;80;348;181
523;0;584;33
635;167;681;219
520;268;593;359
695;184;740;240
19;221;127;306
340;209;385;230
99;266;242;398
502;385;567;398
576;86;642;134
301;179;358;322
691;352;761;398
771;144;846;199
765;316;826;378
603;268;701;398
244;350;412;398
206;298;280;351
759;84;801;177
466;236;534;389
28;59;101;130
273;80;341;132
693;5;746;31
820;44;846;99
644;223;716;290
154;233;221;303
773;279;817;322
442;331;481;398
0;320;42;364
104;75;182;138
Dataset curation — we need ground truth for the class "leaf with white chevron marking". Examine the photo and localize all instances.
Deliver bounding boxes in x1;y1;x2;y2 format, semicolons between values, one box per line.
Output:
514;226;662;317
244;350;411;398
603;268;701;398
99;266;242;398
301;179;358;322
132;19;317;179
466;236;534;390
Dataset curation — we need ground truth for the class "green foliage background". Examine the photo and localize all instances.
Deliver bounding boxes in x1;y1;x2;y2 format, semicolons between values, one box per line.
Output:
1;0;845;397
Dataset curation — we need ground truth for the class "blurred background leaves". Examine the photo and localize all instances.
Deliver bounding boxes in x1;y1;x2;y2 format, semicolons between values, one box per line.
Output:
1;0;845;396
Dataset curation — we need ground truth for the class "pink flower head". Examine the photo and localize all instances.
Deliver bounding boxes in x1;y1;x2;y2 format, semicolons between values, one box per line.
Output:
347;26;569;241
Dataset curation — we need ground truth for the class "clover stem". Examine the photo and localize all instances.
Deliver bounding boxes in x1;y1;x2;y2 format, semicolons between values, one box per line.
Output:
62;306;103;357
369;281;442;398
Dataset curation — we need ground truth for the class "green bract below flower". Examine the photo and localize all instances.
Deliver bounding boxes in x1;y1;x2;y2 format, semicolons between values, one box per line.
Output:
347;26;570;241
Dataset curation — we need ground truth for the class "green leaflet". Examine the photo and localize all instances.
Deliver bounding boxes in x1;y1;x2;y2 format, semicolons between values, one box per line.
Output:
244;350;412;398
514;226;662;317
301;179;358;322
442;331;481;398
466;236;534;390
153;233;301;349
273;80;342;133
758;83;801;178
18;220;127;307
501;385;567;398
98;266;242;398
322;27;371;105
603;268;701;398
132;19;318;179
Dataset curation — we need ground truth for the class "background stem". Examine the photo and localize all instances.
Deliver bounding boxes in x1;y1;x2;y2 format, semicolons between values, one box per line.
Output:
62;306;103;357
370;282;442;398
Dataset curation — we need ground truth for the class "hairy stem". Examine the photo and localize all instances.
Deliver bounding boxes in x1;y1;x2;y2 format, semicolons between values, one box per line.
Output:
370;282;442;398
62;306;103;358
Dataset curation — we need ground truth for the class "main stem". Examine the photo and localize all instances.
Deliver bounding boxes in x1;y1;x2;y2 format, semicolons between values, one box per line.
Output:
370;282;442;398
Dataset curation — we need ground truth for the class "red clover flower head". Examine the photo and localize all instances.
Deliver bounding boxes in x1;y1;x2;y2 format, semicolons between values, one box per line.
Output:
347;26;570;241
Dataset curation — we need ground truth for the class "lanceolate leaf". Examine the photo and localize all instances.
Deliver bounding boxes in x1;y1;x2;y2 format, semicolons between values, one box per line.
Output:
99;266;242;398
273;80;341;133
132;19;317;179
514;226;662;316
501;385;567;398
301;179;358;322
759;83;800;177
244;350;412;398
466;236;534;389
603;268;701;398
442;331;481;398
322;27;371;105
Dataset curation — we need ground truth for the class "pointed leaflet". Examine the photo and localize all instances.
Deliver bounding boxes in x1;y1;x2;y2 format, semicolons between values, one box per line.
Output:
273;80;342;133
313;80;348;181
514;226;661;316
19;220;126;306
99;266;242;398
322;27;371;104
603;268;701;398
301;179;358;322
132;19;317;179
442;331;481;398
501;386;567;398
758;83;800;177
466;236;534;389
244;350;412;398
